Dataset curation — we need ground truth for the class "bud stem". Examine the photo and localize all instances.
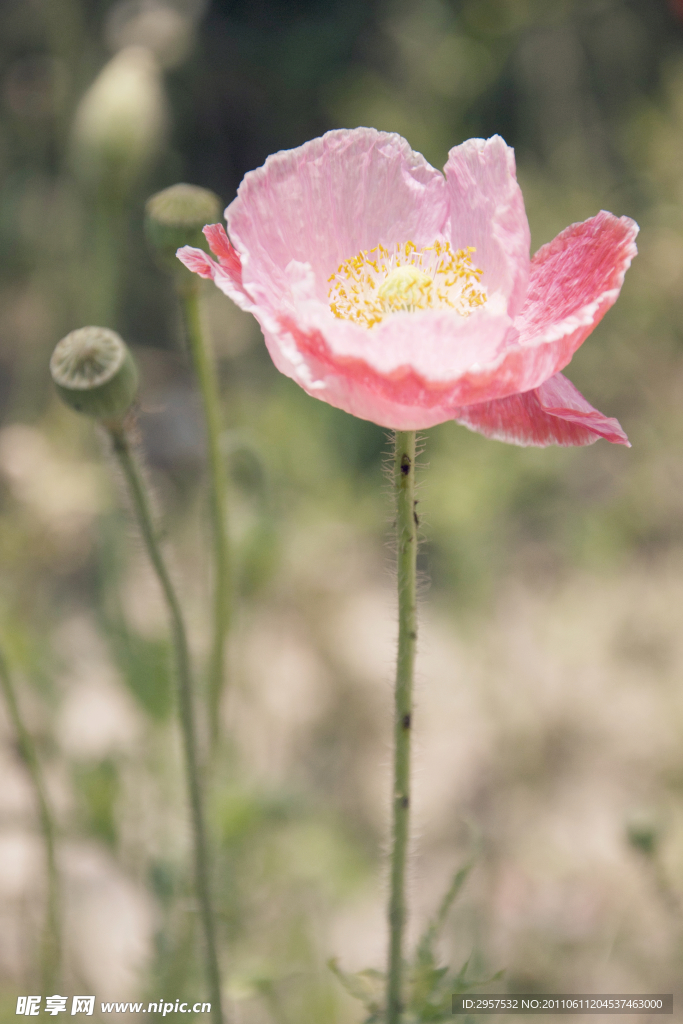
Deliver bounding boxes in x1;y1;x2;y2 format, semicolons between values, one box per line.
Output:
107;422;225;1024
180;282;231;755
387;429;418;1024
0;646;60;994
88;188;125;329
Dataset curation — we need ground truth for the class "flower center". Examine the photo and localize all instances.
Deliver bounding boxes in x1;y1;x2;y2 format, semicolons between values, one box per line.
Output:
328;240;486;328
377;265;433;313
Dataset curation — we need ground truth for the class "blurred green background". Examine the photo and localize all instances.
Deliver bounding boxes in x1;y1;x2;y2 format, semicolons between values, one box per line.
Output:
1;0;683;1020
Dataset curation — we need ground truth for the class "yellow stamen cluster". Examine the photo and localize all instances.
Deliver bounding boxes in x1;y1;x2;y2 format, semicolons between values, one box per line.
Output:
328;240;486;328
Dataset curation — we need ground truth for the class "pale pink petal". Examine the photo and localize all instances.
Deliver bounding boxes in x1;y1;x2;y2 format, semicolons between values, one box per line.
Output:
276;261;577;412
226;127;448;310
281;258;515;386
454;372;630;447
264;314;459;429
178;232;257;317
177;130;637;444
177;257;324;389
430;210;640;404
515;210;638;363
444;136;530;317
176;245;216;279
274;303;517;429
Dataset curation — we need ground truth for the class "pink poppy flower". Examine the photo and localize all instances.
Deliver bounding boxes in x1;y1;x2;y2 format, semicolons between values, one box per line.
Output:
178;128;637;447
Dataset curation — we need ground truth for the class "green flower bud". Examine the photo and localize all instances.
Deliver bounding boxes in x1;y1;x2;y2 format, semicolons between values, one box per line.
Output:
145;183;221;273
50;326;138;420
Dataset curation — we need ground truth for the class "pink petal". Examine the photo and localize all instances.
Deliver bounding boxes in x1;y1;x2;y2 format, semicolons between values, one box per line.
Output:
226;127;448;309
274;305;518;429
516;210;638;365
432;209;640;404
176;245;216;279
283;257;515;385
203;223;243;284
179;234;311;397
177;230;256;316
454;372;630;447
176;131;638;440
444;136;530;317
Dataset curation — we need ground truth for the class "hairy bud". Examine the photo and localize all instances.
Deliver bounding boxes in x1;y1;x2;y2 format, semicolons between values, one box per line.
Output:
50;326;138;419
145;183;221;273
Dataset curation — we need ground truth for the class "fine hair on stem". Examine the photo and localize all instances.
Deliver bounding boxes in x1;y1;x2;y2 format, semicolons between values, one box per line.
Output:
386;429;419;1024
105;416;225;1024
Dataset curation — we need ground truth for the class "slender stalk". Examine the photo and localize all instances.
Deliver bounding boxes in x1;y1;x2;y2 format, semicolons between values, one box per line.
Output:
107;421;224;1024
387;429;418;1024
87;187;126;329
0;646;60;993
179;281;231;753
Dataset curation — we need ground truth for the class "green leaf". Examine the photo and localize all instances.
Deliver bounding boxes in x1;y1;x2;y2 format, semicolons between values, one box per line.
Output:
115;630;173;720
329;856;501;1024
454;956;471;988
452;965;505;994
408;964;449;1012
327;958;383;1015
416;861;473;970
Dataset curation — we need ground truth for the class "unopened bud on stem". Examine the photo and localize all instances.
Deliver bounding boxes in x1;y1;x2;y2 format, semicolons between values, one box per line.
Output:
145;183;221;274
50;326;138;420
71;46;167;190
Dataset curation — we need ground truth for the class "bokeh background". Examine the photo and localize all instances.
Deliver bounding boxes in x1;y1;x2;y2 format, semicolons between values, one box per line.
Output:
1;0;683;1019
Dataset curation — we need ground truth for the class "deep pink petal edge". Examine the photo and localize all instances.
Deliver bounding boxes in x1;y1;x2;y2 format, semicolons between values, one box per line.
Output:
177;225;256;313
516;211;638;357
203;223;243;283
454;372;630;447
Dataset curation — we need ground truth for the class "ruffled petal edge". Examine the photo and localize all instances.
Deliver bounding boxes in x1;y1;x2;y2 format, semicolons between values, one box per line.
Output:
177;224;255;313
454;372;630;447
516;211;638;353
444;135;530;318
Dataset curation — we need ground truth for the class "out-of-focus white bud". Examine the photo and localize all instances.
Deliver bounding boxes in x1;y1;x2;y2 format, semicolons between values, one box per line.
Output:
105;0;194;70
71;45;168;188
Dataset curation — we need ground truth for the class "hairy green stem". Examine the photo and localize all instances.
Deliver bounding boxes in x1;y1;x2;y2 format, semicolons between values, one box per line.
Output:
108;422;224;1024
0;646;60;993
180;282;231;753
387;429;418;1024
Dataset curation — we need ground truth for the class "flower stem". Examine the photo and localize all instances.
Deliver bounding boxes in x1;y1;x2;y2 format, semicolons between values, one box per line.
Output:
107;421;224;1024
387;429;418;1024
0;645;60;993
179;281;231;754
